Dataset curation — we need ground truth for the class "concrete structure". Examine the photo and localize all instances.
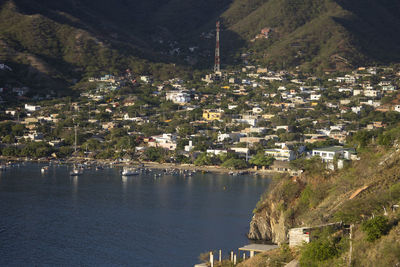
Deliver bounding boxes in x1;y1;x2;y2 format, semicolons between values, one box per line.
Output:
238;244;278;258
288;227;310;247
289;222;345;247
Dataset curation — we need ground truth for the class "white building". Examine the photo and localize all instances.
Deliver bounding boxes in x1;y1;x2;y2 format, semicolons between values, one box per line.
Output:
364;90;381;98
25;104;41;112
252;107;263;114
310;94;321;101
311;146;352;162
264;145;296;161
217;132;243;142
149;133;177;151
165;91;191;104
351;106;363;114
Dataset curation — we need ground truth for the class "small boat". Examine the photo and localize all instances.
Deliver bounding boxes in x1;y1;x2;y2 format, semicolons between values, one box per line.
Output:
0;165;6;171
70;166;83;176
41;166;49;173
96;166;104;171
121;167;140;176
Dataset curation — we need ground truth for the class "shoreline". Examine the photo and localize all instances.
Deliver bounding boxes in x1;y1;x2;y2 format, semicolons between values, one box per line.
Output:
0;156;278;176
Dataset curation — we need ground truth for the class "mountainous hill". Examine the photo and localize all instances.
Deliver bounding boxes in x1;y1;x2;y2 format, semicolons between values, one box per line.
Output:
221;0;400;71
0;0;400;91
246;124;400;266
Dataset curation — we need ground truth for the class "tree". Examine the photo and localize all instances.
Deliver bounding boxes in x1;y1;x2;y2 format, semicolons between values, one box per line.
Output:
221;158;248;169
300;238;338;266
362;216;391;242
249;152;275;167
144;147;165;162
11;124;25;136
2;135;15;144
194;153;214;166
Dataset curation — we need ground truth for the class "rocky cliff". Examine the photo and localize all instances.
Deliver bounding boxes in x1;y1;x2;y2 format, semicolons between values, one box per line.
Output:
247;177;305;244
248;200;289;244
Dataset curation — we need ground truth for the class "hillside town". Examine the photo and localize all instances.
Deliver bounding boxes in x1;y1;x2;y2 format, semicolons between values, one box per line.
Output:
1;65;400;173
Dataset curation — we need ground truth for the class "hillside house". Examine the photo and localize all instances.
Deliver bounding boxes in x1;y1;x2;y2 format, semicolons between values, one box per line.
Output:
24;104;41;112
202;109;224;121
148;133;177;151
166;90;191;104
312;146;354;165
265;145;296;161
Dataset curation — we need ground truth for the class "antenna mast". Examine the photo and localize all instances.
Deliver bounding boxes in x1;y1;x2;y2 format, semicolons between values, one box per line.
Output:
214;21;221;73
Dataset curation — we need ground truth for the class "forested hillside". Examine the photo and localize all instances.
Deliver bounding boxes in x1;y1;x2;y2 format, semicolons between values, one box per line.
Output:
1;0;400;91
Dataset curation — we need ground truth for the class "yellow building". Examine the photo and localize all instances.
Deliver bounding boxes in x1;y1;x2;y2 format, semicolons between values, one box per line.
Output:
203;109;224;121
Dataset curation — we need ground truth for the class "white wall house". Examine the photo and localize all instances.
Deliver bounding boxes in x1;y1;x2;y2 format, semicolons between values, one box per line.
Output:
25;104;41;112
312;146;352;162
149;133;177;151
310;94;321;101
217;132;243;142
165;91;191;104
264;145;296;161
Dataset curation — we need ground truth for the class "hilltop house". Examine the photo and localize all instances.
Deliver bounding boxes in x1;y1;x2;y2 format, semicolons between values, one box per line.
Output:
312;146;355;169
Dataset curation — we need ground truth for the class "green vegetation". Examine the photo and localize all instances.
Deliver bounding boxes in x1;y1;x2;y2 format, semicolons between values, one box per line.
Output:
249;123;400;266
1;0;400;91
249;151;275;168
361;216;391;242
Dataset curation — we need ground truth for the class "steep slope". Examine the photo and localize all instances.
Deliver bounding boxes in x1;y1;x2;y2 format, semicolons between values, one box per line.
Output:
221;0;400;71
1;0;400;92
247;125;400;265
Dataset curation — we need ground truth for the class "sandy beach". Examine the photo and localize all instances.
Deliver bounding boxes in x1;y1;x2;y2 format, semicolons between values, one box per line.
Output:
0;156;277;176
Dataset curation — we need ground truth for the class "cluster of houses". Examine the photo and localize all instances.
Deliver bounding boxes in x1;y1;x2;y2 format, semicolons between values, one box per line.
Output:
2;65;400;171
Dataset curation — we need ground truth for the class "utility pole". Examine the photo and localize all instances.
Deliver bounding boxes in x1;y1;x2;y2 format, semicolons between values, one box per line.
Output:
214;21;221;73
74;124;78;154
246;141;249;162
348;224;354;267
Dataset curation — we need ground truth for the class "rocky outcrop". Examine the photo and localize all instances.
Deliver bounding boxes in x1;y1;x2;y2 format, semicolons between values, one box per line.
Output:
248;199;290;244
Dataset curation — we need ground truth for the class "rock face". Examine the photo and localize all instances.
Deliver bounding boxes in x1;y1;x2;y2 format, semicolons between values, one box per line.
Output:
248;197;293;244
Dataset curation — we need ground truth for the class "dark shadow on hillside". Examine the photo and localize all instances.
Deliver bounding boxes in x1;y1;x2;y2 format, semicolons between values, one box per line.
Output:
333;0;400;64
12;0;239;67
2;59;72;95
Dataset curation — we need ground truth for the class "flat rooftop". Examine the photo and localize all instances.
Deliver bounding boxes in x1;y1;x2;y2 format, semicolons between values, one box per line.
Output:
238;244;278;253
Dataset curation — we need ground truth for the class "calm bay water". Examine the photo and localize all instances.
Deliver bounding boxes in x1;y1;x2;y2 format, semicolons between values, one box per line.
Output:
0;164;269;266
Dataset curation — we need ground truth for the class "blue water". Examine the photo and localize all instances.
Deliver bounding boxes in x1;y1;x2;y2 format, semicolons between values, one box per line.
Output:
0;164;270;266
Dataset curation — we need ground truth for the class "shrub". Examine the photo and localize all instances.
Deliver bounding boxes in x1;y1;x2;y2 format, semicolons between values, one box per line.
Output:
361;216;391;242
389;183;400;200
300;238;338;266
194;153;214;166
221;158;248;169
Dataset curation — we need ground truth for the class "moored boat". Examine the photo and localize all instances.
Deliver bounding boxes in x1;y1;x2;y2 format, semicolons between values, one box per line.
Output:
121;167;140;176
70;166;83;176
